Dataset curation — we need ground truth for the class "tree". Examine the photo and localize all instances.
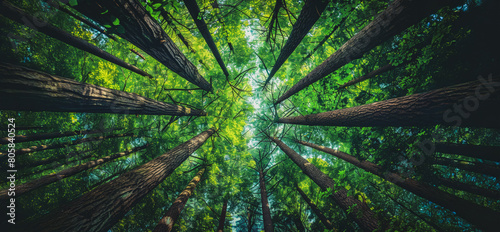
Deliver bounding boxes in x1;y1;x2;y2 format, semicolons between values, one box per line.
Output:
295;184;335;230
216;199;229;232
433;157;500;178
0;129;107;144
435;142;500;162
437;177;500;199
258;168;274;232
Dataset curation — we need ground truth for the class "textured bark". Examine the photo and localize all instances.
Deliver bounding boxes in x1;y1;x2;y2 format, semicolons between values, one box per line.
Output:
276;0;457;104
272;138;379;231
264;0;329;87
183;0;229;77
259;169;274;232
0;1;151;78
298;140;500;231
0;145;147;200
30;128;215;232
438;177;500;199
338;63;397;89
278;78;500;128
23;148;96;177
88;168;125;190
296;185;335;230
0;129;104;145
434;157;500;178
71;0;212;91
153;168;206;232
0;63;206;116
436;142;500;162
216;199;229;232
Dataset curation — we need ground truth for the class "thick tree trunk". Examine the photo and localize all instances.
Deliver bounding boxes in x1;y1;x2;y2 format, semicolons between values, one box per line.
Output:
0;129;105;145
272;138;379;231
30;128;215;232
0;145;147;200
297;140;500;231
71;0;212;91
296;185;335;230
264;0;329;87
437;177;500;199
183;0;229;77
153;168;206;232
0;1;151;78
434;157;500;178
259;169;274;232
436;142;500;162
216;199;229;232
0;63;206;116
276;0;457;104
278;78;500;128
338;63;397;89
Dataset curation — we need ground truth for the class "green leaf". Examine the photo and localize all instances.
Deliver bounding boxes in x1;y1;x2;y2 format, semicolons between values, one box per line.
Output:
103;24;112;28
101;9;108;14
152;3;162;9
112;18;120;26
69;0;78;6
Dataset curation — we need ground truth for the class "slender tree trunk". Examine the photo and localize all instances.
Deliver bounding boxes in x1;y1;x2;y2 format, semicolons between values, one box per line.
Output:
0;145;147;200
437;177;500;199
259;169;274;232
266;0;283;43
272;138;379;231
436;142;500;162
0;129;106;145
264;0;329;87
434;157;500;178
276;0;457;104
153;168;206;232
183;0;229;77
30;128;215;232
278;78;500;128
292;213;305;232
338;63;397;89
0;63;207;116
295;185;335;230
0;125;45;131
297;140;500;231
71;0;212;91
23;148;96;178
0;1;151;78
216;199;229;232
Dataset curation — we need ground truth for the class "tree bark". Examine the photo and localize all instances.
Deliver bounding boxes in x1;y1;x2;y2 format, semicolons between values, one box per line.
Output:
23;148;96;178
434;157;500;178
0;1;151;78
278;78;500;128
183;0;229;77
264;0;329;87
272;138;379;231
216;199;229;232
297;140;500;231
153;168;206;232
338;63;397;89
71;0;212;91
21;148;91;170
437;177;500;199
296;184;335;230
436;142;500;162
276;0;457;104
0;144;147;200
0;129;106;145
259;169;274;232
30;128;215;232
0;63;207;116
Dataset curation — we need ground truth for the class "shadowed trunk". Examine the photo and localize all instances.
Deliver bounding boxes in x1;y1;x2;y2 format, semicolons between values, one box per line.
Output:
0;1;151;78
216;199;229;232
298;140;500;231
153;168;206;232
292;213;305;232
22;148;97;178
436;142;500;162
278;78;500;128
30;128;215;232
276;0;457;104
71;0;212;91
21;148;95;171
272;138;379;231
338;63;397;89
0;129;106;145
0;63;207;116
0;145;147;200
434;157;500;178
437;177;500;199
259;169;274;232
296;184;335;230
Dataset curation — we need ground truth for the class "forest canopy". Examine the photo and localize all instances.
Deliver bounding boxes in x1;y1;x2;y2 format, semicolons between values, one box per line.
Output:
0;0;499;231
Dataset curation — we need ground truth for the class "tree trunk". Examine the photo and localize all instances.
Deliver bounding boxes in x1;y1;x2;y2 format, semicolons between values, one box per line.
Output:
0;125;45;131
338;63;397;89
264;0;329;87
0;144;147;200
0;1;151;78
276;0;457;104
88;168;125;190
216;199;229;232
21;148;95;170
266;0;283;43
259;169;274;232
436;142;500;162
297;140;500;231
272;138;379;231
71;0;212;91
0;129;106;145
153;168;206;232
183;0;229;77
278;78;500;128
0;63;207;116
292;213;305;232
30;128;215;232
22;148;96;178
434;157;500;178
295;184;335;230
437;177;500;199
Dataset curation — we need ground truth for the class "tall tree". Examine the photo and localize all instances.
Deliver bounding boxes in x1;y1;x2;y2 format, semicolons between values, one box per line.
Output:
0;129;108;145
0;1;151;78
276;0;457;104
338;63;398;89
71;0;212;91
0;63;207;116
153;167;206;232
297;140;500;231
437;177;500;199
258;168;274;232
295;184;335;230
21;148;95;170
278;78;500;128
271;137;379;231
434;157;500;178
29;128;215;232
436;142;500;162
216;199;229;232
